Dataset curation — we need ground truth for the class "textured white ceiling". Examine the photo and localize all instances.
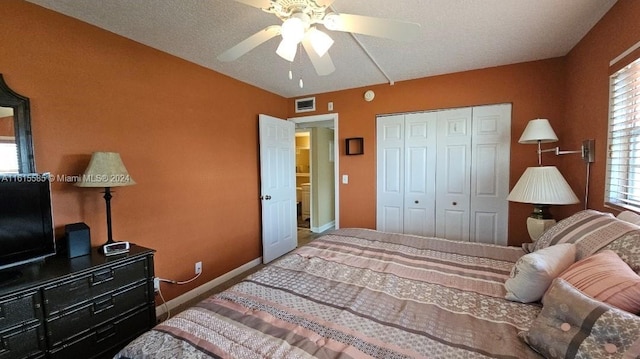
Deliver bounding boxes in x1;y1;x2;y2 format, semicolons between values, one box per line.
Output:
26;0;617;98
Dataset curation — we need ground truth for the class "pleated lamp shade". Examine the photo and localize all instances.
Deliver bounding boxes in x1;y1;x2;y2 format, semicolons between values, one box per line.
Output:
507;166;579;205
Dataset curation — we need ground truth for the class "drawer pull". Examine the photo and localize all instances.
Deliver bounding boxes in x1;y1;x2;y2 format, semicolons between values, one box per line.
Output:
95;324;116;343
92;297;115;315
90;269;114;286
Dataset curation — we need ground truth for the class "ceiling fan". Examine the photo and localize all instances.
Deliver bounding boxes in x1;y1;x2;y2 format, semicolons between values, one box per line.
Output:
217;0;421;76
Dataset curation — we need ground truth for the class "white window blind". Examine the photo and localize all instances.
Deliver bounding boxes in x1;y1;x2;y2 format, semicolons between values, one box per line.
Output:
0;142;19;173
606;56;640;211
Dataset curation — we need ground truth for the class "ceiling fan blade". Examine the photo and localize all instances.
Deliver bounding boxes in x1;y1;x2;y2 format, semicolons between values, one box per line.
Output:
324;13;421;42
302;36;335;76
232;0;271;9
218;25;281;62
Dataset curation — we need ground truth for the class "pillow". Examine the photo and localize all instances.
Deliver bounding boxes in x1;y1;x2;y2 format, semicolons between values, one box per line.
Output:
618;210;640;225
559;250;640;314
504;243;576;303
600;231;640;274
521;279;640;358
532;210;640;260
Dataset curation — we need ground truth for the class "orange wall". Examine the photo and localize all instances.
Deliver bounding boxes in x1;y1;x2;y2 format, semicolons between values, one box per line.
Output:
0;1;287;301
557;0;640;219
289;59;567;245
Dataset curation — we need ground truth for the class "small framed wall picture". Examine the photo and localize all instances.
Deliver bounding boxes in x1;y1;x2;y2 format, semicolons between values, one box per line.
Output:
345;137;364;155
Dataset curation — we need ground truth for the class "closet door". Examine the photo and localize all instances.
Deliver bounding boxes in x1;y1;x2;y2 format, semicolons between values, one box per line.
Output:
435;108;473;241
470;104;511;245
377;105;511;244
403;112;437;236
376;115;405;233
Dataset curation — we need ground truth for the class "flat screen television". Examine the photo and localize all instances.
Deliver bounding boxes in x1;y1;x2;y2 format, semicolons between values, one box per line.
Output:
0;173;56;272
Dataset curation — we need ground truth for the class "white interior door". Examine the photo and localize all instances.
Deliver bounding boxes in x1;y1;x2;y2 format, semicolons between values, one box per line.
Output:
470;104;511;245
259;114;297;263
404;112;437;236
376;115;405;233
436;108;472;241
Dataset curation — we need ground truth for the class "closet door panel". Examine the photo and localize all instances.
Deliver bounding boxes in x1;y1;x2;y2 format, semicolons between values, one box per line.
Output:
436;108;472;240
442;209;466;241
470;104;511;245
381;206;403;234
376;115;405;233
474;212;499;243
404;113;437;236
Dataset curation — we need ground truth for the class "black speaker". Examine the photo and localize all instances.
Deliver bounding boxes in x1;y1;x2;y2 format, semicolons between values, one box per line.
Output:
65;223;91;258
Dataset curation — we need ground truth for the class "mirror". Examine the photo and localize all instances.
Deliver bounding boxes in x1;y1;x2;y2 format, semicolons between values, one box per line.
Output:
0;74;35;173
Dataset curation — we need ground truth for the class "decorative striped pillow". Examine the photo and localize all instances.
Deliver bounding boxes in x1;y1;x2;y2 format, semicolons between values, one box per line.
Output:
601;231;640;274
559;250;640;314
522;278;640;358
532;210;640;260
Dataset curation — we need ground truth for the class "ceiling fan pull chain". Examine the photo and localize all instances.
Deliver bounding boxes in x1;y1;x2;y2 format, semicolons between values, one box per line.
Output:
298;43;304;88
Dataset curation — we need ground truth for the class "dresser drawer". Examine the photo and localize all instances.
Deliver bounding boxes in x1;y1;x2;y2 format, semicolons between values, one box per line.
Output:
42;257;149;316
48;306;151;359
46;281;150;345
0;291;41;332
0;322;45;359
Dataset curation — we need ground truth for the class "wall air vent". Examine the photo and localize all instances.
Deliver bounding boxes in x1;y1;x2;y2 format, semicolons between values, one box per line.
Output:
295;97;316;113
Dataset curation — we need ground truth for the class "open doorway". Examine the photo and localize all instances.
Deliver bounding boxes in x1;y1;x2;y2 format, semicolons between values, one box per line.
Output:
290;113;339;237
295;131;311;229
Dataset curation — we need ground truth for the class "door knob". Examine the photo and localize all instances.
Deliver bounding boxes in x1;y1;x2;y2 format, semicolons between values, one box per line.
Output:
414;200;419;204
260;195;272;200
452;202;457;206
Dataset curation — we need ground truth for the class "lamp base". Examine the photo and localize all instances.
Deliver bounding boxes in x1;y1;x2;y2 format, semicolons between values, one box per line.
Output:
526;217;556;242
531;204;553;219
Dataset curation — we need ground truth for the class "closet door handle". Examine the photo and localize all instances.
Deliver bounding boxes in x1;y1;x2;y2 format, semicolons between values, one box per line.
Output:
414;200;419;204
261;195;272;200
452;202;457;206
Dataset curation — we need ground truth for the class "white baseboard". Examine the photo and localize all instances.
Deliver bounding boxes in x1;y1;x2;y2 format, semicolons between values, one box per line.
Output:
155;257;262;318
311;220;335;233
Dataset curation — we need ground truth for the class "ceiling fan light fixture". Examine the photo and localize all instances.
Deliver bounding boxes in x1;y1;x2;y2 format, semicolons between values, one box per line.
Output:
276;39;298;62
307;27;334;57
281;16;307;44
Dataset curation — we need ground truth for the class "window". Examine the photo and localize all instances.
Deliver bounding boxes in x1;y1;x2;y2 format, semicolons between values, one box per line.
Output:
0;141;19;173
606;56;640;211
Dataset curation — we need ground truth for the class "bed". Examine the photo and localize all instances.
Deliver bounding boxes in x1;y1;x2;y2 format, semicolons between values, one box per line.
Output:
116;210;640;359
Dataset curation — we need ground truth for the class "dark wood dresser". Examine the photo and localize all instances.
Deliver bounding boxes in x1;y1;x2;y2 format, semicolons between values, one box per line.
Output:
0;245;155;359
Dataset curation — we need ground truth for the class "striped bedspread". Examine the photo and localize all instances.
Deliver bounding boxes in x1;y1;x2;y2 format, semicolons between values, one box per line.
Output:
116;228;543;358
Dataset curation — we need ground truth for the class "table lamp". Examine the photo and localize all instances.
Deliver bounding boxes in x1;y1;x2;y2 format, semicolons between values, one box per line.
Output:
507;166;579;241
75;152;135;253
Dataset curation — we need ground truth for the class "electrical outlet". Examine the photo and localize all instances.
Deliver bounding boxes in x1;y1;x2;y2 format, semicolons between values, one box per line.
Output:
195;261;202;275
153;277;160;292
